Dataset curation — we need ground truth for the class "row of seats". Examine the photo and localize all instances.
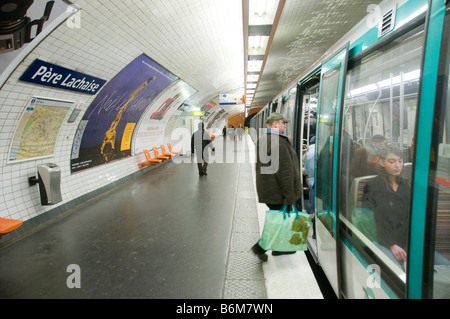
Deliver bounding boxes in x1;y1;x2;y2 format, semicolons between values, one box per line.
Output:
138;143;180;168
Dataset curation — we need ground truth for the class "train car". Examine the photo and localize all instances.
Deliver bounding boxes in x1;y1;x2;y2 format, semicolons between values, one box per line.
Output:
249;0;449;299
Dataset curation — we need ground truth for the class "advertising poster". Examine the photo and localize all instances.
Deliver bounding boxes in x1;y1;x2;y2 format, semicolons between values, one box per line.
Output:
70;54;178;173
133;80;196;154
8;97;73;163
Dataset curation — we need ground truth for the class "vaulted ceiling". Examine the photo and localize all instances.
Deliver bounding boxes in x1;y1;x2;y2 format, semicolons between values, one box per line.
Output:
68;0;381;118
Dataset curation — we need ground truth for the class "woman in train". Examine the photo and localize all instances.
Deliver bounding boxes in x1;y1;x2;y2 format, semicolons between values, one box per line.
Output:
362;144;410;268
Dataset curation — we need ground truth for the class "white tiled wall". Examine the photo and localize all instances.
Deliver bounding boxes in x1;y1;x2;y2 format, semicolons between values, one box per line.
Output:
0;1;180;223
0;0;246;228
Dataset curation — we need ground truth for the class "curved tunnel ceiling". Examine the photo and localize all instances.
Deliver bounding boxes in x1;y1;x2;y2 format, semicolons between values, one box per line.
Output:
8;0;382;120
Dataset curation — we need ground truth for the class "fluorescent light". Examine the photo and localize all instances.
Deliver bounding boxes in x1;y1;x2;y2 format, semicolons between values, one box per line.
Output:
248;60;263;72
349;69;421;96
249;35;262;49
350;84;377;96
248;35;269;55
378;69;421;88
255;0;267;16
249;0;279;25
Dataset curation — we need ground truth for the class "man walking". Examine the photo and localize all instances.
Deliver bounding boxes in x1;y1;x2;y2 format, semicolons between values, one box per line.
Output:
191;122;215;176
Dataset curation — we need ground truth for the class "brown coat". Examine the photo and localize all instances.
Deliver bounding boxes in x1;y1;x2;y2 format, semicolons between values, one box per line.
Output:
255;131;302;205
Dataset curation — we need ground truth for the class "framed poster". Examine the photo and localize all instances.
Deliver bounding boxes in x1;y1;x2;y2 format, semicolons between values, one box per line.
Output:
8;96;74;163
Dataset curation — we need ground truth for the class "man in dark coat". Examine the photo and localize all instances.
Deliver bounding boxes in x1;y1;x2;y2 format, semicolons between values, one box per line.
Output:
191;122;215;176
252;113;302;261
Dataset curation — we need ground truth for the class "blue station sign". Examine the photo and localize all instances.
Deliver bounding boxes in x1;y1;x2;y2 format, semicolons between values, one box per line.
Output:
20;59;107;95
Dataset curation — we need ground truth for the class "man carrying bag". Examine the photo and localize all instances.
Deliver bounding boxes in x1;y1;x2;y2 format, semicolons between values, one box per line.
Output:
251;113;305;262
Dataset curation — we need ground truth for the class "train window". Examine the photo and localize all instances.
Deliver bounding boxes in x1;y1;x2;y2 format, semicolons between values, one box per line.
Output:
303;85;319;150
339;25;425;293
284;88;296;141
428;7;450;299
316;64;341;234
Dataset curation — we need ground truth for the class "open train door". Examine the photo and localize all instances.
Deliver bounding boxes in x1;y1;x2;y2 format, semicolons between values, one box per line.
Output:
314;44;349;297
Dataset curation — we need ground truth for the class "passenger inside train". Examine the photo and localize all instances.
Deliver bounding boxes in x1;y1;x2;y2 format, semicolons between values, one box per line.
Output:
365;134;386;164
362;144;410;268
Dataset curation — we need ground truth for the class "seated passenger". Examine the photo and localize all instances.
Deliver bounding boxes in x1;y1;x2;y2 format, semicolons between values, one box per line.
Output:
366;134;386;165
349;147;379;178
362;144;410;267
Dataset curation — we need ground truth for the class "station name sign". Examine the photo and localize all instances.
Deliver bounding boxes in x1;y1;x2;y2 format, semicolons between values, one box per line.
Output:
20;59;107;95
219;93;244;105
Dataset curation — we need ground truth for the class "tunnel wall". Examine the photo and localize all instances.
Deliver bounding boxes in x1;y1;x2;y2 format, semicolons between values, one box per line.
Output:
0;3;196;240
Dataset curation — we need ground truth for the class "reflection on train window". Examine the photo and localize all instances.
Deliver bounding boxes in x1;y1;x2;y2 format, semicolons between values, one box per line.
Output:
316;65;340;234
303;85;318;151
339;26;425;293
429;8;450;299
285;87;296;141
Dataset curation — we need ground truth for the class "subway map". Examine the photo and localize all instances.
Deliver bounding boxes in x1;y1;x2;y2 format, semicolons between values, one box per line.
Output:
9;98;72;162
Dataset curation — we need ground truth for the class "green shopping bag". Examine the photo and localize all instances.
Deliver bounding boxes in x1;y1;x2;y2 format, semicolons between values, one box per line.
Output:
259;205;311;251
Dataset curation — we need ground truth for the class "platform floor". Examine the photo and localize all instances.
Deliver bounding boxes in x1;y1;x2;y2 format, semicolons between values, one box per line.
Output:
0;135;323;299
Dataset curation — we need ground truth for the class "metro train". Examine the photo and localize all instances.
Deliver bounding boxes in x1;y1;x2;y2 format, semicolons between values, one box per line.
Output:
249;0;449;299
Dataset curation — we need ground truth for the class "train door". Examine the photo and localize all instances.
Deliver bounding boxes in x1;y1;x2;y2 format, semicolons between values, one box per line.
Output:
339;19;426;298
315;45;349;296
294;71;320;260
414;0;450;299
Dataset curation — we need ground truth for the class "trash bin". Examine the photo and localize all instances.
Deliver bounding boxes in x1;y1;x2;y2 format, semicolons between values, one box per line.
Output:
36;163;62;205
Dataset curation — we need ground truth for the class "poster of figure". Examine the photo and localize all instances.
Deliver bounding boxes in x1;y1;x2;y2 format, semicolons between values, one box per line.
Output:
70;54;178;173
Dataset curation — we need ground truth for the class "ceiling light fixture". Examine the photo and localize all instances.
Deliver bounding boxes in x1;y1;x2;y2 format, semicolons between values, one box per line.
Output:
244;0;284;110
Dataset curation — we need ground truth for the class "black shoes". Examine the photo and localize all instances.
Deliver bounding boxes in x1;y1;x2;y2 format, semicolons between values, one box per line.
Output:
251;244;296;261
251;244;268;262
272;251;296;256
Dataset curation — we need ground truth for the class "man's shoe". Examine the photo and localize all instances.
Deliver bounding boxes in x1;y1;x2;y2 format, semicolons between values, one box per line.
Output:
251;244;268;262
272;251;296;256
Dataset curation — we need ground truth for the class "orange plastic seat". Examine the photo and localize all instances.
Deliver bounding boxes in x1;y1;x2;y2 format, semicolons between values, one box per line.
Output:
167;143;180;155
160;145;174;157
144;149;163;163
0;217;23;239
153;147;170;160
138;160;156;168
138;150;163;168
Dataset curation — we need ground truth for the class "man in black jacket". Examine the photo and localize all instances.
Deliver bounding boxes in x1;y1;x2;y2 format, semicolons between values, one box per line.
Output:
252;113;302;261
191;122;215;176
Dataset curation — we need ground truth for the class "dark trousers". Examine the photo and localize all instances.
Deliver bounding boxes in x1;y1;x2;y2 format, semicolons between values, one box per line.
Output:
197;162;208;174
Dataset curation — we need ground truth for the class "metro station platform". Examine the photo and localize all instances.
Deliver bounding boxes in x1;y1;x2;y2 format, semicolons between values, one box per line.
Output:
0;135;325;299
